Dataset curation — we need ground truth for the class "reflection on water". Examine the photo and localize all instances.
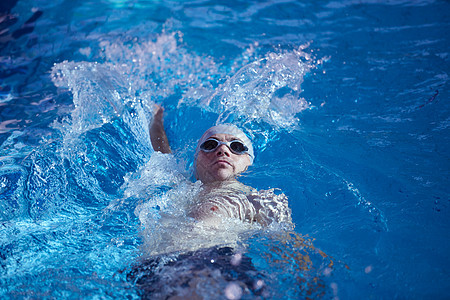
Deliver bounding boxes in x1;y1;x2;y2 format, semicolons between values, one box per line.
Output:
0;119;20;133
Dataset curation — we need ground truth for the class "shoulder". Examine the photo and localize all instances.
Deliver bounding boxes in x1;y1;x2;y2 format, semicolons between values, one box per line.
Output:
247;188;292;226
247;188;289;206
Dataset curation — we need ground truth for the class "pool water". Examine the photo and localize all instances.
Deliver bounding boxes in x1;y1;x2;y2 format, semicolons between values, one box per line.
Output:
1;0;449;298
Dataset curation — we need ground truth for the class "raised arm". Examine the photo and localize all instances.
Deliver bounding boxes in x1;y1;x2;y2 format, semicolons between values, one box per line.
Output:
150;105;172;154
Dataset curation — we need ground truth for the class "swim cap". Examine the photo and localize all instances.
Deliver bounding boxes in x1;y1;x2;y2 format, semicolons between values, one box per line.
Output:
195;124;254;163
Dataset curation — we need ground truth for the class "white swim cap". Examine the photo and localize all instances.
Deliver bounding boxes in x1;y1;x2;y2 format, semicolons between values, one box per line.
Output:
195;124;254;163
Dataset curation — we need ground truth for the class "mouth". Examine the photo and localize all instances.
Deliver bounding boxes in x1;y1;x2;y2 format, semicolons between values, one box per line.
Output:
214;160;232;167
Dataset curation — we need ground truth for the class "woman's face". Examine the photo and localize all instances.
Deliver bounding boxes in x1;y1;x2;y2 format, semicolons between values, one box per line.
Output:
195;133;252;184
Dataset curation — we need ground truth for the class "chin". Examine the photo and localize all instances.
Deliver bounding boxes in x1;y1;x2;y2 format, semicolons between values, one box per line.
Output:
219;169;236;177
198;167;236;183
211;171;234;182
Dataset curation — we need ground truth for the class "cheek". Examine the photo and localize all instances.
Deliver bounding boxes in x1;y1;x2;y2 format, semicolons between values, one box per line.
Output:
235;156;251;172
196;156;205;173
196;153;211;173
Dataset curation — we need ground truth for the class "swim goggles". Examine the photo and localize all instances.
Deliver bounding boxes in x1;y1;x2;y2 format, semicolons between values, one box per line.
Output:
199;138;249;155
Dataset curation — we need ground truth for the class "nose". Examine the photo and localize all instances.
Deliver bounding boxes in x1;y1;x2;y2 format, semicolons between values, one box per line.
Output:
215;144;231;157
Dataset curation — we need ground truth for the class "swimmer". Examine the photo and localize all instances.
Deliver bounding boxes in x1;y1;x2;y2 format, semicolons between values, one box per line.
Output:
150;105;292;228
128;107;324;299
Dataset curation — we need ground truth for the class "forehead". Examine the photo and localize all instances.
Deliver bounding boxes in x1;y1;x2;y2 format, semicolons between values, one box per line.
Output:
208;133;242;142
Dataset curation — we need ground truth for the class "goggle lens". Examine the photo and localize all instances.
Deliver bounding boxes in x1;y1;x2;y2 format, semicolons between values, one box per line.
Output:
200;138;248;155
230;141;247;153
201;139;219;151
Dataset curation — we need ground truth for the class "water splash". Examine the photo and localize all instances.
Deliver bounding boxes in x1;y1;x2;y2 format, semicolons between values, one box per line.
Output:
95;31;320;136
0;165;27;221
121;152;188;200
48;58;157;204
51;61;152;143
1;56;152;295
209;46;320;132
98;31;219;105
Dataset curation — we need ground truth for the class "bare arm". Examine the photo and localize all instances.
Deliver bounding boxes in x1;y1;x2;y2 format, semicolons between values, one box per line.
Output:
150;105;172;154
247;189;293;227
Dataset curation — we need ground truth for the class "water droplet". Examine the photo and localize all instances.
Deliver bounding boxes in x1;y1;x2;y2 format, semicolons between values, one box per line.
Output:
225;282;242;300
230;253;242;266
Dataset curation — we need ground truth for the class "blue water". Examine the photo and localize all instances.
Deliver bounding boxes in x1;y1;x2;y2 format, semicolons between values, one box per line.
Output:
1;0;449;298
